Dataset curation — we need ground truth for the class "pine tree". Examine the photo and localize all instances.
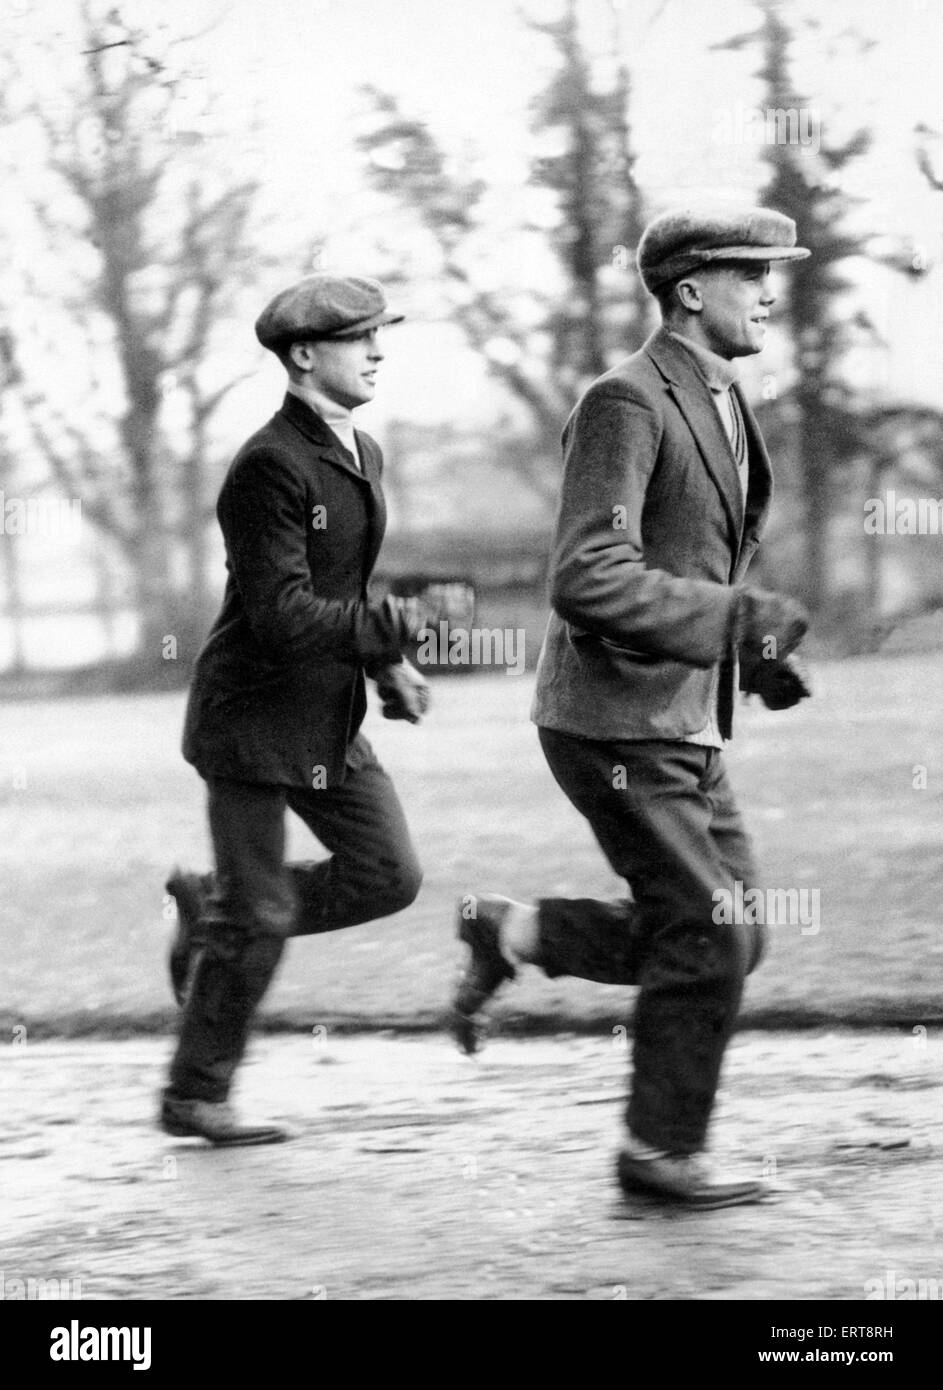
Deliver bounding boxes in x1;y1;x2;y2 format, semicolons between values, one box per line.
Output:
716;0;874;614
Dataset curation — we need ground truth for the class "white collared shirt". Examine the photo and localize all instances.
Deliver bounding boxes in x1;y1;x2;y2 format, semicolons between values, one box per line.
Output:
667;331;749;513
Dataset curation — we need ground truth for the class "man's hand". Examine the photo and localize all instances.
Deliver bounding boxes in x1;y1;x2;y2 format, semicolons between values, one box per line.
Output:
373;658;430;723
735;586;809;661
741;653;812;710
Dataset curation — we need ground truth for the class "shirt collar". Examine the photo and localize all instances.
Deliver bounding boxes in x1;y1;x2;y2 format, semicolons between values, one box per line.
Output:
286;379;355;432
668;331;740;392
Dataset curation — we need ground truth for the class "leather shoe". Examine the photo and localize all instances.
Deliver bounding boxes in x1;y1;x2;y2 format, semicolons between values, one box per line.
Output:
616;1140;767;1210
165;867;209;1006
160;1094;290;1146
450;896;517;1055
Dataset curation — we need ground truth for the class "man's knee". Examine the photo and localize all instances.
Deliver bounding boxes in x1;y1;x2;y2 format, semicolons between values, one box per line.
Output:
708;923;751;995
200;877;298;948
383;856;423;914
649;917;748;998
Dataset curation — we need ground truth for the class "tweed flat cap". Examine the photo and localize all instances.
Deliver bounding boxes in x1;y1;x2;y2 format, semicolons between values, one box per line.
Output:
255;273;404;350
637;206;810;293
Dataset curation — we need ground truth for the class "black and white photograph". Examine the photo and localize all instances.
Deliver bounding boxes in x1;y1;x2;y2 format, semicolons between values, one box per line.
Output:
1;0;942;1339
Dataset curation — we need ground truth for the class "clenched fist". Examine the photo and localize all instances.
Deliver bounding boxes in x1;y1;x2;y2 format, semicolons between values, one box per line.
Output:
735;586;809;662
373;658;431;724
740;652;812;710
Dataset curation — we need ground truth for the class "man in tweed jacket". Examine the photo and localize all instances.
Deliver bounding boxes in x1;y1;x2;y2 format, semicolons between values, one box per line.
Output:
452;207;812;1209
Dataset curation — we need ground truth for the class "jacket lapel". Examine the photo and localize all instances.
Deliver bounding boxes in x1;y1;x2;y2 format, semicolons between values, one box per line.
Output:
734;385;773;546
275;394;389;582
355;430;387;575
278;392;369;484
645;329;745;550
354;429;381;490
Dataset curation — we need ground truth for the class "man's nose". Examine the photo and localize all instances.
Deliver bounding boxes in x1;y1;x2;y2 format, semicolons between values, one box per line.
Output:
760;279;776;307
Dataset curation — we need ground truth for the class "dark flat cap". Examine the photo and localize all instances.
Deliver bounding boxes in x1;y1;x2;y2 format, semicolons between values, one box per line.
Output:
637;205;810;293
255;273;404;350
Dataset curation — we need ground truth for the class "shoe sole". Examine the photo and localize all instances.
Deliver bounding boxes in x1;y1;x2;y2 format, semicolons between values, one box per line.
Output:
617;1154;768;1209
160;1117;289;1146
616;1186;767;1211
617;1175;768;1210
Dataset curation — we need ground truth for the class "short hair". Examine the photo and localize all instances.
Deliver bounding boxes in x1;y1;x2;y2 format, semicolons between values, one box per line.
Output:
272;338;300;368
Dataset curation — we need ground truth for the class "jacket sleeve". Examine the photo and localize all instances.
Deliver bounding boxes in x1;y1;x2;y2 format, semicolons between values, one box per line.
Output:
222;448;404;667
549;381;738;668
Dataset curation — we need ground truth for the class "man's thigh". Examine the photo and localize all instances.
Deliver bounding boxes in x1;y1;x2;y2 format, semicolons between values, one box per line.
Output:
538;730;749;926
204;778;296;939
701;752;762;966
285;733;420;883
702;751;757;892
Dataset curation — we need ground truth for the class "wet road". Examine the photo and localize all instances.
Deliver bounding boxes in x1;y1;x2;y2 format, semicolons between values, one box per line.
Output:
1;1030;941;1300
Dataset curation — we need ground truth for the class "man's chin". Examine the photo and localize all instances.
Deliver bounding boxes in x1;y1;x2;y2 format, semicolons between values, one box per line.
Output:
731;338;764;358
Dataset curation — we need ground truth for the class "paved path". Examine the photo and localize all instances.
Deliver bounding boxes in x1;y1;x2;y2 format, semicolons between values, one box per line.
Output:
1;1030;941;1301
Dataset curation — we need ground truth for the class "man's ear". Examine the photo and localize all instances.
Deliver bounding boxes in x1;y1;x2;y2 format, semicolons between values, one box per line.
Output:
287;341;316;373
675;277;703;313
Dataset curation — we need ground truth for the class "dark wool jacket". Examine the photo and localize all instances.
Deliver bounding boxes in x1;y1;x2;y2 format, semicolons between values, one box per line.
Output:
183;392;404;788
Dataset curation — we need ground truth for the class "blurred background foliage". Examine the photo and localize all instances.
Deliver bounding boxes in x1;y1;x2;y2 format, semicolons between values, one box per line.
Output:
1;0;942;691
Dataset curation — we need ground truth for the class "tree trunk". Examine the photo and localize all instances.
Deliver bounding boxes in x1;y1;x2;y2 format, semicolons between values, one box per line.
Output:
0;531;27;674
133;521;175;666
181;459;211;644
863;458;882;617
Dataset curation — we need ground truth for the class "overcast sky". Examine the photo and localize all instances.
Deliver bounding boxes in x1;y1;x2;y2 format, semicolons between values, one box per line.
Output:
2;0;942;663
6;0;943;428
175;0;943;415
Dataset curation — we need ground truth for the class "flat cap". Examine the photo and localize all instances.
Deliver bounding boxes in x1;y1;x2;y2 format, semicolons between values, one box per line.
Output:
255;273;404;350
637;205;810;293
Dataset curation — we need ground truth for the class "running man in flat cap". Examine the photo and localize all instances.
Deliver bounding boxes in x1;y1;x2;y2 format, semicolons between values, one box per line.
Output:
452;206;812;1208
160;273;442;1145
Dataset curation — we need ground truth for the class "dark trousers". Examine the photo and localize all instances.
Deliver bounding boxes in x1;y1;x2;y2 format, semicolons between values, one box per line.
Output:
168;734;422;1103
536;728;762;1154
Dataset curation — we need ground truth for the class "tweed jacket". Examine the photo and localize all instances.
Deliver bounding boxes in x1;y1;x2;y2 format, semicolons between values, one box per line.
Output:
531;328;773;742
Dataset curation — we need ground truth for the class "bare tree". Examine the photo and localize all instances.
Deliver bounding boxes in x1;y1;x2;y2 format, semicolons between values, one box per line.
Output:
0;332;28;674
357;0;649;512
3;2;263;673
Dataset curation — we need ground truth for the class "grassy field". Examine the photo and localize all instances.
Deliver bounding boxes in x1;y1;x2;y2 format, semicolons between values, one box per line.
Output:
2;653;942;1034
